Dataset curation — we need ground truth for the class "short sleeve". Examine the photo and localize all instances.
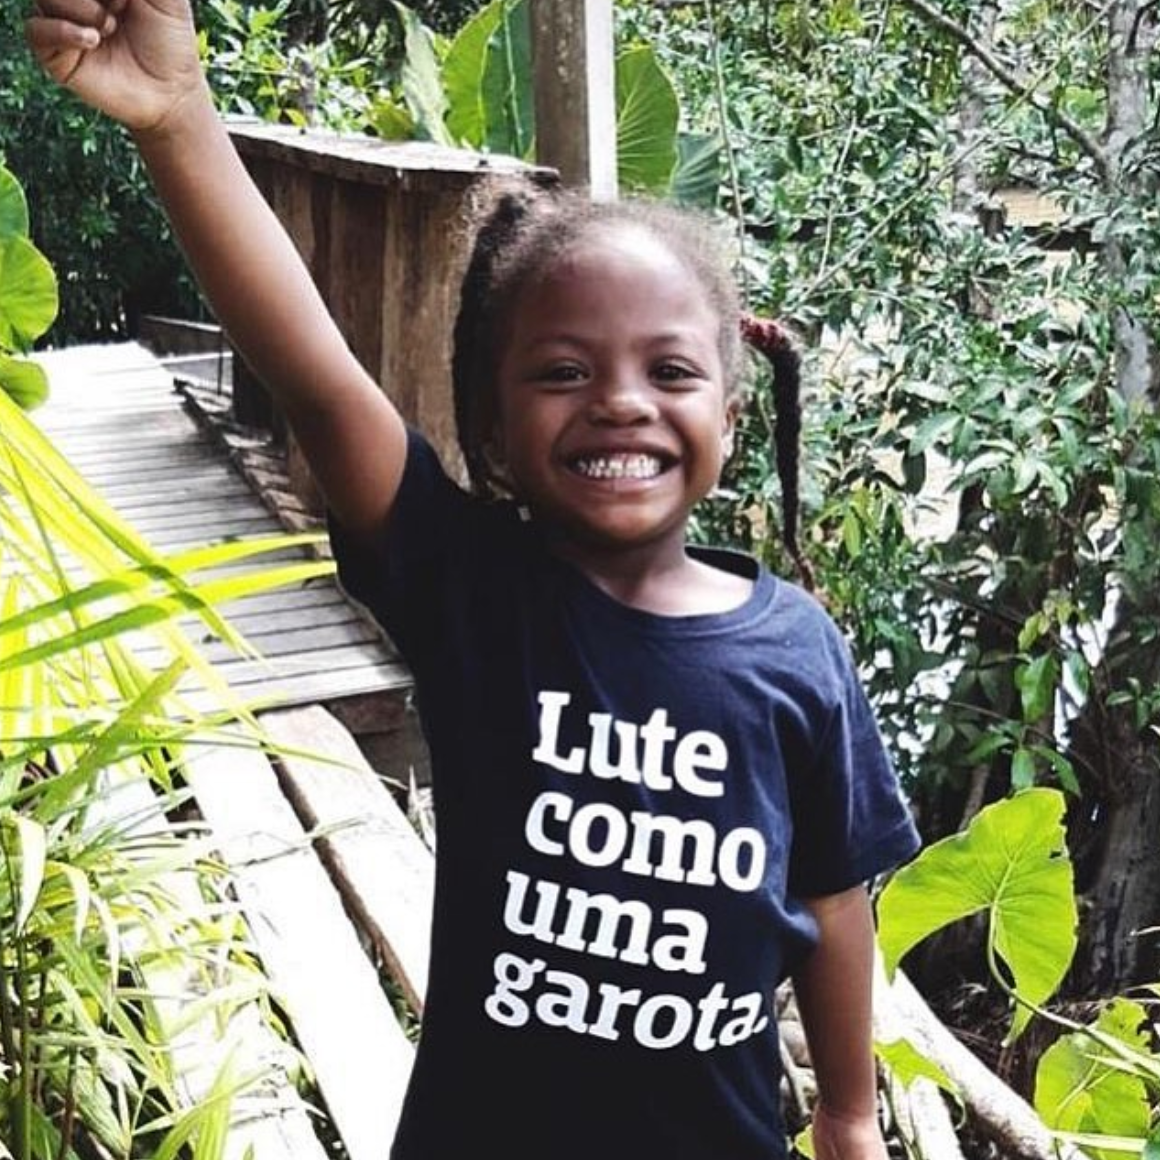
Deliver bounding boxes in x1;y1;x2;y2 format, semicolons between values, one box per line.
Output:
327;428;469;658
327;427;529;673
787;627;921;897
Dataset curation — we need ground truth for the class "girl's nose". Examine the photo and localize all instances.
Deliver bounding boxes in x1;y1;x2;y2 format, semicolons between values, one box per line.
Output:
585;376;659;425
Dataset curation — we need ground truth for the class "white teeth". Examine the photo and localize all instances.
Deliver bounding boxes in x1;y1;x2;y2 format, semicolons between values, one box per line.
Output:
574;454;663;480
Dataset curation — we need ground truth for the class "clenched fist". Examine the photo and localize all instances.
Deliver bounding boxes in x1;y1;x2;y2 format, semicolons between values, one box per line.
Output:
26;0;207;136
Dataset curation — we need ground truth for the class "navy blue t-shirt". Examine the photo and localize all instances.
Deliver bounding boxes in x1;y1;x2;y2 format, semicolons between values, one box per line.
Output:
331;429;920;1160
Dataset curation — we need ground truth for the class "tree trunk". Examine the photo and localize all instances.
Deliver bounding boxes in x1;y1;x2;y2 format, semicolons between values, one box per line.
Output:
1078;751;1160;990
951;1;998;221
1104;0;1160;404
1064;0;1160;993
1070;592;1160;991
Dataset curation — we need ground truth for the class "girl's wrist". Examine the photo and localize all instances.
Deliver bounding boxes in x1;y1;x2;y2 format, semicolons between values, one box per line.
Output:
811;1102;888;1159
130;75;216;152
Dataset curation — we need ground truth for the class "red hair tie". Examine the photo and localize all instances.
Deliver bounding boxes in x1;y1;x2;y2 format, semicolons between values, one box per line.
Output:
740;313;792;358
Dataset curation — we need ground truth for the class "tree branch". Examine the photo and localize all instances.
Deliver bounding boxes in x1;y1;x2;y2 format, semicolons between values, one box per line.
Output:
896;0;1110;180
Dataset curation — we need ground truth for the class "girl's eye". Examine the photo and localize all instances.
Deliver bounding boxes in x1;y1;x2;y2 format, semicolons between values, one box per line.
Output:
538;364;587;385
653;362;697;384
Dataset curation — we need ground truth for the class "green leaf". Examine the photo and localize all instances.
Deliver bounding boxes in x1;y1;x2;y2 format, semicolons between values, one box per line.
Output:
0;353;50;409
877;788;1077;1039
395;2;453;146
1030;745;1080;795
0;235;59;351
1010;746;1037;790
442;0;506;147
0;164;31;240
1035;1000;1151;1160
1017;653;1057;722
842;508;863;558
908;411;959;456
876;1037;960;1099
672;132;721;208
616;45;678;193
480;0;533;157
1;811;47;933
368;96;416;140
792;1126;815;1158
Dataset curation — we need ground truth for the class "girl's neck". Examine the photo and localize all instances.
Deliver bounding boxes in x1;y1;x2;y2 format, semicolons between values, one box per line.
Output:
547;536;753;617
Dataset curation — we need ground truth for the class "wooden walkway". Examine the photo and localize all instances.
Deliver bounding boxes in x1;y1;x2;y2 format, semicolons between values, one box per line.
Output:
34;342;411;710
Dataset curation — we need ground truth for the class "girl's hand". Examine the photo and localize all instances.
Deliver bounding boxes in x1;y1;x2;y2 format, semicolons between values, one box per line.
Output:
810;1104;890;1160
25;0;206;135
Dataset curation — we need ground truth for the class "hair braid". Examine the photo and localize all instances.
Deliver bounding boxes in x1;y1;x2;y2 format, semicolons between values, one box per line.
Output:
452;190;536;498
739;315;814;591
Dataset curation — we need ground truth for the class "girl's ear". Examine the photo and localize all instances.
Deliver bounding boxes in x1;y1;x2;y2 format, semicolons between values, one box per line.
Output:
481;415;516;495
721;397;741;460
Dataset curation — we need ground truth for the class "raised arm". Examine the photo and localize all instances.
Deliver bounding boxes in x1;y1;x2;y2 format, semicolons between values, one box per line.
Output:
26;0;407;536
793;885;889;1160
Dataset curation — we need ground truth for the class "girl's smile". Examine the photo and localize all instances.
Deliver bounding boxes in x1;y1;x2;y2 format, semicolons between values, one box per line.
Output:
494;225;738;589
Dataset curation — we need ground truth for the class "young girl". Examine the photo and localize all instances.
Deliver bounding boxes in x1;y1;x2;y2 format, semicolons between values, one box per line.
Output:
28;2;920;1156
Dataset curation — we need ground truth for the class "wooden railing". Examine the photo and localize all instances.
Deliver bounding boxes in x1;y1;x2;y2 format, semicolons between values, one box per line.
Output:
228;121;554;506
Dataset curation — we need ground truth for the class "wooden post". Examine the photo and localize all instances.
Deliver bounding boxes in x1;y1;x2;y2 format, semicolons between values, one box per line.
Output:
530;0;618;199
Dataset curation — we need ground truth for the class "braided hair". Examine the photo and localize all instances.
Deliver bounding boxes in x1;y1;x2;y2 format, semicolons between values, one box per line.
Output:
739;315;813;590
450;184;811;587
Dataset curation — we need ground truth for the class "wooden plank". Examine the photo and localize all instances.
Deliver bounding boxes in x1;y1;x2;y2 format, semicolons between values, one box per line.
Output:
63;446;223;474
102;482;259;516
184;740;415;1160
115;492;273;520
87;467;251;499
85;768;329;1160
262;706;433;1014
38;415;203;445
189;642;399;684
129;512;279;540
213;601;366;634
182;663;412;714
209;585;350;616
132;619;381;666
231;120;548;189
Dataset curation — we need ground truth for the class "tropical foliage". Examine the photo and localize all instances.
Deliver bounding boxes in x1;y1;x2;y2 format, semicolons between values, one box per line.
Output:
203;0;707;202
878;789;1160;1157
0;165;55;410
0;0;199;343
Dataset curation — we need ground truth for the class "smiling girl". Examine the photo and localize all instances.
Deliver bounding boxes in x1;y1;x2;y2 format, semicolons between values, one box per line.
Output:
28;2;920;1156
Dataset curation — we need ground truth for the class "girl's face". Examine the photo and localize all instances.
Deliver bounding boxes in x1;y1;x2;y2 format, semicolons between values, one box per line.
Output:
492;225;737;573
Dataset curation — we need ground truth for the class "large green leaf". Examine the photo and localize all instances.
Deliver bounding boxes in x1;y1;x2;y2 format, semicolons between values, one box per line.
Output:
0;164;30;240
1034;999;1152;1160
0;235;58;352
480;0;533;158
672;132;722;208
442;0;507;147
877;787;1077;1039
395;2;453;146
0;353;50;410
616;45;678;194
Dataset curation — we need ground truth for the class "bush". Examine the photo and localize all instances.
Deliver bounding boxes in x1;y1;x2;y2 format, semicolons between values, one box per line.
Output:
0;0;200;344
